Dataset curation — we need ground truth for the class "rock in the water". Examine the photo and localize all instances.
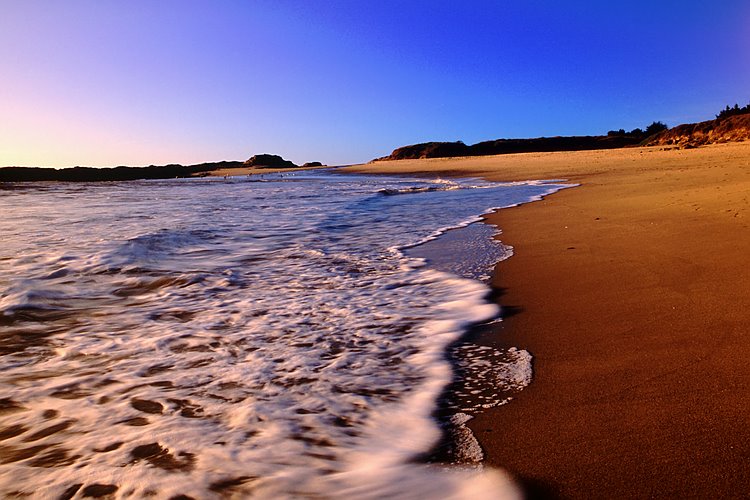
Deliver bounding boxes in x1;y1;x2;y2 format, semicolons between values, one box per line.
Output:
243;154;298;168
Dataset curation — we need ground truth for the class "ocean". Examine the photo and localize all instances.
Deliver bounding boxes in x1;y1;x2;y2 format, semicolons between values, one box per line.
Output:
0;171;567;498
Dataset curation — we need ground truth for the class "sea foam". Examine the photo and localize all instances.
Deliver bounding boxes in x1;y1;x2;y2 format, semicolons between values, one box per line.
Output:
0;172;569;498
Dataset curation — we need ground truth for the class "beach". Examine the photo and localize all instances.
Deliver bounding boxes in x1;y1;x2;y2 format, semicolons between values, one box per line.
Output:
345;142;750;497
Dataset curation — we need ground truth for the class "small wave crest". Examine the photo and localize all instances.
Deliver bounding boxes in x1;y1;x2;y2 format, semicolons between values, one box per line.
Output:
378;184;461;196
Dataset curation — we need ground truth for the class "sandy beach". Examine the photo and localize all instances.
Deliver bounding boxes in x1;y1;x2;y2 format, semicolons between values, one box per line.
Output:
345;142;750;497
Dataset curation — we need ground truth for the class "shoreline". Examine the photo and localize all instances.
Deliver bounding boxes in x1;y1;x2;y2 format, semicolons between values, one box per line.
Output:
344;142;750;497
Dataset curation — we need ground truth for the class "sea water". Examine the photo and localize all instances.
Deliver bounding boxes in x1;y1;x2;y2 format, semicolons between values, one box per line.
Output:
0;171;567;499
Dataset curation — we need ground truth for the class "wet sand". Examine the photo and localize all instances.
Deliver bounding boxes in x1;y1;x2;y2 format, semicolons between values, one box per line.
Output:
345;143;750;497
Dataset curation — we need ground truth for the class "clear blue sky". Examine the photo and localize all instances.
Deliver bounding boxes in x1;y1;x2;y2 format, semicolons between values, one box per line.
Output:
1;1;749;167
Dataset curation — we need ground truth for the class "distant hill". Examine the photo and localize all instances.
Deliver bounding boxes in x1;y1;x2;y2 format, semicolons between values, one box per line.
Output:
375;111;750;161
375;122;670;161
0;153;307;183
0;161;244;183
645;114;750;148
376;134;647;161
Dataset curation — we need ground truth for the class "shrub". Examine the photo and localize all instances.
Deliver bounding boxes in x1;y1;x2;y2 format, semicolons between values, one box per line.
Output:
645;121;669;136
716;103;750;120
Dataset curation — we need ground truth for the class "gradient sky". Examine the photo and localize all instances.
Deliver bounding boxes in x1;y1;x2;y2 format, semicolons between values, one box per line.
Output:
2;1;749;167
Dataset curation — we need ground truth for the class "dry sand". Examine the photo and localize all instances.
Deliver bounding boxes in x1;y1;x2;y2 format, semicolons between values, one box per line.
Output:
344;143;750;498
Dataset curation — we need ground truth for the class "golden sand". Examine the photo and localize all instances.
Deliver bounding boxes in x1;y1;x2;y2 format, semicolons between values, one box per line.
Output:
345;142;750;497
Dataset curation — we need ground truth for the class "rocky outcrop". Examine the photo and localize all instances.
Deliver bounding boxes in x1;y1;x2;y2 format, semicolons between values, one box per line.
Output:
379;142;471;160
645;115;750;148
243;154;298;168
301;161;324;168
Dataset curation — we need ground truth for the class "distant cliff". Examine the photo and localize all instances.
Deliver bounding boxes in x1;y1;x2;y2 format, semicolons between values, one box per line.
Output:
645;114;750;148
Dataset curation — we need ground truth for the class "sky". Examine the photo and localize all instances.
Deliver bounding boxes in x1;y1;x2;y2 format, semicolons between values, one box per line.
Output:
1;0;749;167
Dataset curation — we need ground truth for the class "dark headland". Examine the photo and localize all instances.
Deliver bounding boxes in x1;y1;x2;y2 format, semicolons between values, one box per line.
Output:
0;154;310;183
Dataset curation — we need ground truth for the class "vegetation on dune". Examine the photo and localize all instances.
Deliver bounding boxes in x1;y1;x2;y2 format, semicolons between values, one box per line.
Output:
606;121;668;139
716;103;750;120
379;103;750;161
381;121;671;161
645;112;750;148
